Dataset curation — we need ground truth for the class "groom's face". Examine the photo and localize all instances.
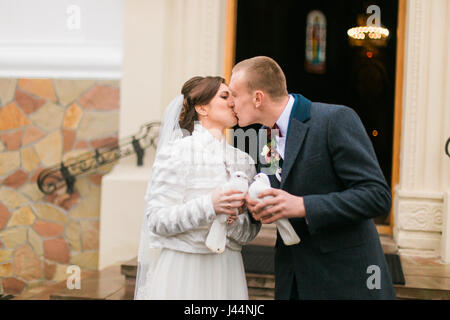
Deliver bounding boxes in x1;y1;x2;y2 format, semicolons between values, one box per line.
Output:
229;71;257;127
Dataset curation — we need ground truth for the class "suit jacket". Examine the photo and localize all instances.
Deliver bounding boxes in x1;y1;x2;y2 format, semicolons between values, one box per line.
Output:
256;93;396;300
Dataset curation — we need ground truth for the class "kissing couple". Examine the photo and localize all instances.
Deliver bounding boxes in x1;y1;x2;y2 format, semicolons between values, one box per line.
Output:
134;56;396;300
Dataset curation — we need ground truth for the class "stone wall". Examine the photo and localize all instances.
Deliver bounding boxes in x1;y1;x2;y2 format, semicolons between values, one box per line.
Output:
0;78;120;295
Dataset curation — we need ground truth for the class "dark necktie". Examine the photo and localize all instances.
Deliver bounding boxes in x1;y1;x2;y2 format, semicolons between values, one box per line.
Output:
271;123;283;137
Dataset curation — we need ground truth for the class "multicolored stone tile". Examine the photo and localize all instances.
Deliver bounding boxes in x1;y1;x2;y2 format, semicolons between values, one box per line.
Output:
0;188;29;211
80;221;99;251
71;251;98;270
7;206;35;227
0;103;31;131
78;85;119;110
0;151;20;177
3;169;29;189
0;130;23;150
22;126;45;146
43;237;70;264
32;203;68;224
2;277;26;295
15;89;46;115
65;221;81;252
53;80;95;106
12;244;43;281
43;261;56;280
0;264;13;277
27;228;43;256
0;79;17;106
69;186;100;219
90;136;118;149
0;249;12;263
33;131;62;167
0;202;11;230
17;79;56;102
44;190;81;211
29;102;64;132
0;228;27;248
76;111;119;140
62;129;76;152
63;103;83;129
33;220;64;238
21;147;41;173
0;78;120;292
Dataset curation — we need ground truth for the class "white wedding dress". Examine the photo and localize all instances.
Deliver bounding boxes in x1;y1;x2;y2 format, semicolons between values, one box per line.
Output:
135;123;261;300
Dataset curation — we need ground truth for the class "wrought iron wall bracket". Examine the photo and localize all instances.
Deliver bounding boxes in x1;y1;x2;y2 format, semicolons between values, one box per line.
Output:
60;163;76;194
37;121;160;195
132;136;145;166
446;137;450;158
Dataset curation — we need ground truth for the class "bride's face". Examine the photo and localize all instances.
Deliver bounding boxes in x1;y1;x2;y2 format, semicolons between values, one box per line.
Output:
203;83;237;129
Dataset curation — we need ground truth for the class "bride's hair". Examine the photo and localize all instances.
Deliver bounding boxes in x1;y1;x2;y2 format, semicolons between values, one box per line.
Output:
179;76;225;133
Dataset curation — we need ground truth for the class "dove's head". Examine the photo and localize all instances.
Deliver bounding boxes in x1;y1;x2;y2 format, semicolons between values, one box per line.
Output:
254;173;271;186
231;171;249;181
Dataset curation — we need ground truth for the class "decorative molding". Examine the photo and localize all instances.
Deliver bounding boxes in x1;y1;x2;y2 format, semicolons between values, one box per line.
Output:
402;0;423;189
396;189;444;200
398;200;443;232
0;45;122;79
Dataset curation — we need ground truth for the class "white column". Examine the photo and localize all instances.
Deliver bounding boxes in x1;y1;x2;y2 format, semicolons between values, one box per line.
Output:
442;192;450;262
440;0;450;263
98;0;227;269
394;0;450;260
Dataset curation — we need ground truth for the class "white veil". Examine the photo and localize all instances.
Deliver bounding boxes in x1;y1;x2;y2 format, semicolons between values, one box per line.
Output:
134;95;185;300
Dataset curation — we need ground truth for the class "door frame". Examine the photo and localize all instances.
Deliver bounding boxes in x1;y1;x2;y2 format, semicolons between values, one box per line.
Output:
223;0;407;236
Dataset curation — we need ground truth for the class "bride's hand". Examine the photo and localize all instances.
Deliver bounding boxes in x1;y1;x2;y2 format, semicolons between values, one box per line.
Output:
226;206;245;224
211;188;245;216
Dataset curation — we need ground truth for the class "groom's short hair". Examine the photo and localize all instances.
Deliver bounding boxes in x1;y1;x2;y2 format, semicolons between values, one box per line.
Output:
232;56;288;100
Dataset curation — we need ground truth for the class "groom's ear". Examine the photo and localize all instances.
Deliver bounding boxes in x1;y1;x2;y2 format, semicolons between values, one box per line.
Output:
254;90;264;109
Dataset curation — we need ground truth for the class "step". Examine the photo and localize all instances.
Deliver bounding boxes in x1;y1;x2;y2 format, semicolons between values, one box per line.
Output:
393;255;450;300
13;264;134;300
120;246;450;300
120;257;274;300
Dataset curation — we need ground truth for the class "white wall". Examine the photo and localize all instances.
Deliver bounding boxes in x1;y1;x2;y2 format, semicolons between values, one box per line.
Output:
98;0;228;269
0;0;123;79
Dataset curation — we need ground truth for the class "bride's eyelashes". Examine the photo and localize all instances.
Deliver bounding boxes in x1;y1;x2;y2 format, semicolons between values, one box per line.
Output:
220;90;230;100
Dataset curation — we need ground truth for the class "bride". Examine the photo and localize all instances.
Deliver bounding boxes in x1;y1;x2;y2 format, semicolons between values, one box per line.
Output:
134;76;261;300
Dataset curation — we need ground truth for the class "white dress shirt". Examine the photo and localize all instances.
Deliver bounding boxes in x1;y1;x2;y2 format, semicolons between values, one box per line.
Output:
144;123;261;254
274;94;295;159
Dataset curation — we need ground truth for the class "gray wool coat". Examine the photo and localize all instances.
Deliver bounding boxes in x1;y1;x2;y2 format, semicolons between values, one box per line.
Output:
253;93;396;300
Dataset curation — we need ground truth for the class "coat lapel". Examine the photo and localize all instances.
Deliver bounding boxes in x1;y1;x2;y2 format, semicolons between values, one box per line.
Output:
280;94;312;189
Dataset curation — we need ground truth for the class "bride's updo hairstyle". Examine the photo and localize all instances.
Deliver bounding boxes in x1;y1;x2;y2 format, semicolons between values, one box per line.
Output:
179;76;225;133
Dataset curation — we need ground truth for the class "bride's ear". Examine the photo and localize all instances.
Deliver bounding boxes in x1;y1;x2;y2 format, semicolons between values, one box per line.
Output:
195;104;208;117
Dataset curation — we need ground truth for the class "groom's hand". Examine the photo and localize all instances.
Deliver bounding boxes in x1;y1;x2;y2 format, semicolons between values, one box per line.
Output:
249;189;306;224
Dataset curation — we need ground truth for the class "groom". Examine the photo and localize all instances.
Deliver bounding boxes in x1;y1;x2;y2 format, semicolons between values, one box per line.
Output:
229;56;396;300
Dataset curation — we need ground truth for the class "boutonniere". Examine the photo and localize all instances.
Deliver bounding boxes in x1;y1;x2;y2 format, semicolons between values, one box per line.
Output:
261;139;282;182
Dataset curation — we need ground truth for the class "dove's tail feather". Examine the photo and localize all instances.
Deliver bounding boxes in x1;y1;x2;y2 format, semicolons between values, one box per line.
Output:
205;216;228;254
275;219;301;245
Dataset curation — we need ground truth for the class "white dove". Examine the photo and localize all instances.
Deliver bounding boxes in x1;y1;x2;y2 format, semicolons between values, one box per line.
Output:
205;171;249;254
248;173;301;245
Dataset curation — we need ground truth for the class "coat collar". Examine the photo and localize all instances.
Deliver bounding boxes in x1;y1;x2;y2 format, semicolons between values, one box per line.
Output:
192;123;226;148
280;93;312;188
